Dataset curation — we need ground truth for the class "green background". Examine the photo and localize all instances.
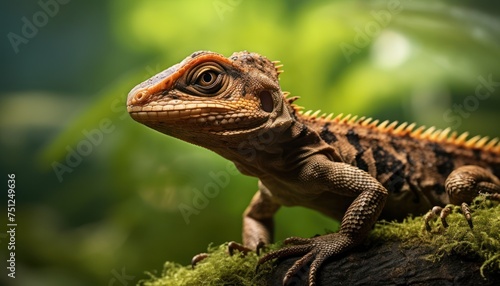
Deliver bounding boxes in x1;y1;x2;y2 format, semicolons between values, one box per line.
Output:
1;0;499;285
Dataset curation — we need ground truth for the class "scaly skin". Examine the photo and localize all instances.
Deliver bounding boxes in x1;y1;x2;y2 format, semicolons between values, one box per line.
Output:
127;51;500;285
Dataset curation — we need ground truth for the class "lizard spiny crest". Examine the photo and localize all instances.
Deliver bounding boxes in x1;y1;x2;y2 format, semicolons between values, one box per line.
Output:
296;110;500;154
275;56;499;154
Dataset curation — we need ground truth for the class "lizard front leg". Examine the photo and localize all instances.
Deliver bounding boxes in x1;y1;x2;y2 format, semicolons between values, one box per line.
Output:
228;183;281;255
244;182;281;249
258;160;388;286
425;165;500;230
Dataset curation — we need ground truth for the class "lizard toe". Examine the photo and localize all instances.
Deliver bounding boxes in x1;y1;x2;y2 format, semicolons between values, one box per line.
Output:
259;233;356;286
307;253;329;286
258;243;312;266
191;253;209;268
194;241;259;269
227;241;253;256
283;251;315;285
282;246;330;286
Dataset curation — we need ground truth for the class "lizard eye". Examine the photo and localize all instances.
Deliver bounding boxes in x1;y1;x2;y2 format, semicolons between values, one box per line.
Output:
187;63;227;96
196;70;220;90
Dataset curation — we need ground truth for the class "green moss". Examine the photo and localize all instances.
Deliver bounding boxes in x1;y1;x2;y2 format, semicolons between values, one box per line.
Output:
140;197;499;285
371;196;500;276
139;243;278;286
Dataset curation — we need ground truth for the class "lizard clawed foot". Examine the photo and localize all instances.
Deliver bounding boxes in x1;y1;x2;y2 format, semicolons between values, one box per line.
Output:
257;233;354;286
228;240;266;256
424;203;473;231
191;241;265;268
424;193;500;232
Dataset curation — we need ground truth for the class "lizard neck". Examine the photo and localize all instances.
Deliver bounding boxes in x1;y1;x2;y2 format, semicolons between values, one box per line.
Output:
215;118;337;178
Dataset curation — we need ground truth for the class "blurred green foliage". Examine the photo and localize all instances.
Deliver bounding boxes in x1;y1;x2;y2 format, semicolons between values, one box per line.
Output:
0;0;499;285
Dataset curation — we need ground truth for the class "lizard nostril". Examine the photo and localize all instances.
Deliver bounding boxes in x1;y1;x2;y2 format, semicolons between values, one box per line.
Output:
135;91;146;102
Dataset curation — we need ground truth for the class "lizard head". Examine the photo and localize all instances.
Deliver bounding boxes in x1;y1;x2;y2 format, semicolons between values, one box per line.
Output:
127;51;294;148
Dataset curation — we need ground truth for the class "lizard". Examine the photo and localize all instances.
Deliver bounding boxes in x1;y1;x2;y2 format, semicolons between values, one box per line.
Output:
126;50;500;285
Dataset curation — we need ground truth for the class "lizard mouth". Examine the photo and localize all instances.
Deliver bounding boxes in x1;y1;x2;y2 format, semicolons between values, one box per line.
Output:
127;102;270;134
127;102;232;122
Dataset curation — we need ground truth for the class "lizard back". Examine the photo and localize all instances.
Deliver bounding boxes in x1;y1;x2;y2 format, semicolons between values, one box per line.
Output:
298;112;500;219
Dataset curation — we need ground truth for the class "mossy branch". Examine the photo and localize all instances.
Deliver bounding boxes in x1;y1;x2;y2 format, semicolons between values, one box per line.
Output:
140;197;500;285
